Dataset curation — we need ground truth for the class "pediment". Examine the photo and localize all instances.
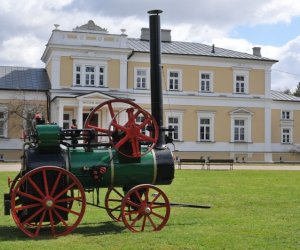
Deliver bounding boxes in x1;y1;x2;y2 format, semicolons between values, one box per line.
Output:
76;91;115;100
229;108;253;115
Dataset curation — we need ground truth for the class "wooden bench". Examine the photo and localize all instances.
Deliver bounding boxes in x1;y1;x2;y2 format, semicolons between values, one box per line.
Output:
207;159;234;170
178;158;206;170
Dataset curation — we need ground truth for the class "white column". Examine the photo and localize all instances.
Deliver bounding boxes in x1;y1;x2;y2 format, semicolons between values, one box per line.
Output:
77;100;83;129
265;68;271;99
264;101;272;162
119;57;127;91
58;102;64;127
51;55;61;89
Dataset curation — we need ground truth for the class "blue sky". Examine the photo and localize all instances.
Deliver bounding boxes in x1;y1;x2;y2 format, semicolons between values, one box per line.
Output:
0;0;300;91
232;16;300;46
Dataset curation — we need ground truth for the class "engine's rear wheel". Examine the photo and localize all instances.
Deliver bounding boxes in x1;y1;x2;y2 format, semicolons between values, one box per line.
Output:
10;166;86;238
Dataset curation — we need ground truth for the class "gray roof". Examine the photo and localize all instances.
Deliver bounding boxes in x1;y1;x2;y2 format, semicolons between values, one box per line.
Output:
0;66;50;91
127;38;277;62
271;90;300;102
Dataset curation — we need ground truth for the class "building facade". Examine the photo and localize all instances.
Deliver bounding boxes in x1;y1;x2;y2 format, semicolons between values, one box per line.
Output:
1;20;300;162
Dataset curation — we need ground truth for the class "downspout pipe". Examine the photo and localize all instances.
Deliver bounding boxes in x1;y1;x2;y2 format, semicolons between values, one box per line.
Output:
148;9;166;149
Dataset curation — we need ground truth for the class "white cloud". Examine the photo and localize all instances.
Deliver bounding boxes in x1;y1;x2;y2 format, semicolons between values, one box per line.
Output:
255;0;300;24
0;0;300;92
1;35;44;67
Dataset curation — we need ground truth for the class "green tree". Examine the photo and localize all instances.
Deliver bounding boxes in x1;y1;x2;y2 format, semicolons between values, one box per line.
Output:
294;82;300;97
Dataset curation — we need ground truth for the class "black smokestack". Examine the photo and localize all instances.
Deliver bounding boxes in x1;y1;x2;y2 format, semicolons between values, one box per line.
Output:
148;9;165;148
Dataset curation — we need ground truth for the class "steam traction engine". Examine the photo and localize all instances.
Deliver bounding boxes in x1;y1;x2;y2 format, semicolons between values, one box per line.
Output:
3;10;176;237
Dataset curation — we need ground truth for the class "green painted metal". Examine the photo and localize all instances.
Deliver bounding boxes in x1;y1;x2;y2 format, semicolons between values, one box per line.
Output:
36;125;60;152
69;148;155;189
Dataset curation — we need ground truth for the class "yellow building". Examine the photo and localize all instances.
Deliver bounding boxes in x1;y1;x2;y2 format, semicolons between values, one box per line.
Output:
1;20;300;162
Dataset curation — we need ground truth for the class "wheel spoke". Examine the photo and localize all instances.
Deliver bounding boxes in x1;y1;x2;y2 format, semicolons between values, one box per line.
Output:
110;204;122;212
107;103;115;119
15;202;41;211
151;211;165;220
146;214;157;230
111;121;126;132
55;204;81;216
53;208;68;227
124;199;141;209
17;190;43;203
50;171;62;196
23;207;44;225
53;182;76;200
111;188;124;198
42;169;49;196
141;214;147;231
34;210;46;237
114;135;129;149
124;210;139;216
56;196;81;203
131;138;141;157
139;133;156;143
150;193;161;205
48;210;56;236
87;124;109;134
129;214;143;227
138;117;151;130
134;190;142;203
27;176;45;198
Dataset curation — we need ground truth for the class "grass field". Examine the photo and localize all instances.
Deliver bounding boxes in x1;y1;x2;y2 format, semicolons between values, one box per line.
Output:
1;170;300;249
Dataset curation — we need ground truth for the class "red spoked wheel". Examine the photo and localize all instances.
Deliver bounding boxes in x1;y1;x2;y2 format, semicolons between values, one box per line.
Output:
108;107;159;158
105;187;124;222
84;99;159;158
84;99;143;135
10;166;86;238
121;184;170;232
105;187;136;222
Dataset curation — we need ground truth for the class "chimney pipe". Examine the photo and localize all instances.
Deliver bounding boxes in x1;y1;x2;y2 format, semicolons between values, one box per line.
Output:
148;9;166;148
252;47;261;57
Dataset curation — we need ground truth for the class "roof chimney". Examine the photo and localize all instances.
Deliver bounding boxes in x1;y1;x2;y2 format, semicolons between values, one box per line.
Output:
252;47;261;57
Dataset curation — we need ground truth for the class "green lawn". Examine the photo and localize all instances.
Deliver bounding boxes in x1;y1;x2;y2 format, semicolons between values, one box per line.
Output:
1;170;300;249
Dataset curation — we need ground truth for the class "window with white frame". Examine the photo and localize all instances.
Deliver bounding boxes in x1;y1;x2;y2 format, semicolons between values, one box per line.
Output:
166;112;183;141
99;66;105;86
199;118;211;141
134;68;149;89
0;108;7;137
75;66;81;85
73;62;107;87
230;109;252;143
282;128;292;144
282;110;292;120
197;112;215;142
200;72;213;92
234;119;245;141
233;70;249;94
85;66;95;86
235;75;245;93
168;70;181;91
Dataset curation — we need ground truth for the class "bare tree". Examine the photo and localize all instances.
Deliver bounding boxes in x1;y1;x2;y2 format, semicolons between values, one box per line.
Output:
6;90;47;138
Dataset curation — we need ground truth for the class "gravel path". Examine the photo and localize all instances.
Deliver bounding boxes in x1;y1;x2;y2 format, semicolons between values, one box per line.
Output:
2;162;300;172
